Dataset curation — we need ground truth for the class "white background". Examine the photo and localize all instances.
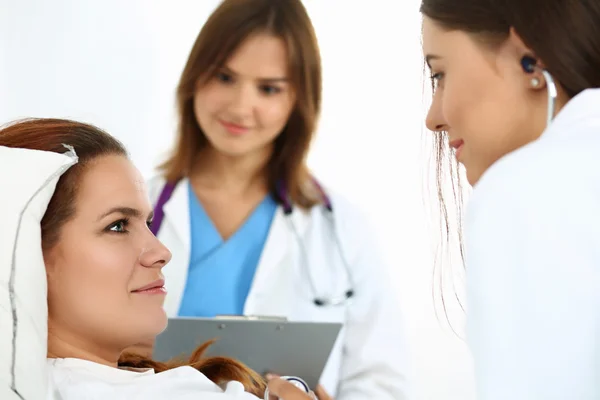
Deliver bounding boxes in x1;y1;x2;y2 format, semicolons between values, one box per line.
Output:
0;1;474;399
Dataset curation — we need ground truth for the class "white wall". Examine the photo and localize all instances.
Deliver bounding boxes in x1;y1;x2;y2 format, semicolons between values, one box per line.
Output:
0;1;474;399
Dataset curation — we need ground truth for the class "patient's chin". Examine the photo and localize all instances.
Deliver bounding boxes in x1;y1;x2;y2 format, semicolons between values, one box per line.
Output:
122;310;167;358
157;308;168;333
148;307;168;334
135;307;168;340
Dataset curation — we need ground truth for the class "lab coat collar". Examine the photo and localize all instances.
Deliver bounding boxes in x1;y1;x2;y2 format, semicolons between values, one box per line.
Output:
159;180;191;316
163;179;191;254
159;177;312;316
243;200;312;316
162;179;311;246
544;88;600;138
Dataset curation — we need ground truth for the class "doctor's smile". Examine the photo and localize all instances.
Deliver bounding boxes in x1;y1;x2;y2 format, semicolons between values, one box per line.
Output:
219;119;250;135
449;138;464;159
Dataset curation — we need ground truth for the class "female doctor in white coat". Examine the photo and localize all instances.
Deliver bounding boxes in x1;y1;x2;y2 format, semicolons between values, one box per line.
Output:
146;1;412;399
418;0;600;399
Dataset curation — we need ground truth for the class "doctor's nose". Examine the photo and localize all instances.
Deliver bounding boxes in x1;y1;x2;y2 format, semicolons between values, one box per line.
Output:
228;84;256;117
425;95;448;133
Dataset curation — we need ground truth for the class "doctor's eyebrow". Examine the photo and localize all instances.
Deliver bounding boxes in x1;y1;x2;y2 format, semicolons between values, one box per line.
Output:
425;54;441;68
98;207;154;221
221;65;289;83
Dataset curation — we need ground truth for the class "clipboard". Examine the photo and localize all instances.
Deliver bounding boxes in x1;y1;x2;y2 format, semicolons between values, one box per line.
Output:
153;316;343;389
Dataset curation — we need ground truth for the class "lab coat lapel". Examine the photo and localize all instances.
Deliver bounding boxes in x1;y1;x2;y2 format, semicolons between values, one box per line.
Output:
244;205;311;317
544;88;600;138
160;179;191;316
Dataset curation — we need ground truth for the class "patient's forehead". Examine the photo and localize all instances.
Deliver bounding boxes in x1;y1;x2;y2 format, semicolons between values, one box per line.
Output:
75;155;150;216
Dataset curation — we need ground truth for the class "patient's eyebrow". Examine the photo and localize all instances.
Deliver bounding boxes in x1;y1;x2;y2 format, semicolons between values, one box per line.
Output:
98;207;153;221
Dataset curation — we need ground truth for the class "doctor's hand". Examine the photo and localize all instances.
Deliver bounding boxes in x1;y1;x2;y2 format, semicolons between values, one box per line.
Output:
266;374;333;400
266;378;314;400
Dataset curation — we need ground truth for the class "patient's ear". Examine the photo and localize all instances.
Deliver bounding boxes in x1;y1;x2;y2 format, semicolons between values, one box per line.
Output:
43;247;59;283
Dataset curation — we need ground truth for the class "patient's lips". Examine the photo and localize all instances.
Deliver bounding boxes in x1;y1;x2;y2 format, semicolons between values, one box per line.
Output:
132;279;166;295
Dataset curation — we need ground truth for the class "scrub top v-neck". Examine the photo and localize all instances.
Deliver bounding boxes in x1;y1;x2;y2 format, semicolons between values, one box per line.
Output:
178;182;278;317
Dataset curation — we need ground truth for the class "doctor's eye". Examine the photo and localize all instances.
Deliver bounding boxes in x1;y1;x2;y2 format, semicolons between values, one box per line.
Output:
216;71;234;84
430;72;445;91
259;84;282;95
106;218;130;234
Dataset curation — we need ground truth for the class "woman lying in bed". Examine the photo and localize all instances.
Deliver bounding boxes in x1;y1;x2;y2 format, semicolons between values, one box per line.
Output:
0;118;312;400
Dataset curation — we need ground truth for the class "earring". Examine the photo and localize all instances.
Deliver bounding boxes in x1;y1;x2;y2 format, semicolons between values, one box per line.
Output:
531;77;540;87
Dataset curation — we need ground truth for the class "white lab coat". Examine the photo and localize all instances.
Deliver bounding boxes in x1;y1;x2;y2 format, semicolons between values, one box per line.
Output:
465;88;600;399
147;177;413;399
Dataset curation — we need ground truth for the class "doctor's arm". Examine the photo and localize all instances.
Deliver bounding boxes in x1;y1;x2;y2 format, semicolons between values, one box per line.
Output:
465;176;600;400
335;210;414;400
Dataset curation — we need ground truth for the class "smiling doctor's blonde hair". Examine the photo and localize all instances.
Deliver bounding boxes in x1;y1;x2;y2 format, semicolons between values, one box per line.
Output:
159;0;323;209
0;118;266;397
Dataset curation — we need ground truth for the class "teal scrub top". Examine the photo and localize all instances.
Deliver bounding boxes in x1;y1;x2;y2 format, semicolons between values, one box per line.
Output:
178;182;278;317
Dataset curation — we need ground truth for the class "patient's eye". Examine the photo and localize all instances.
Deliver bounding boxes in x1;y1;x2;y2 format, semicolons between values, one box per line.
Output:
106;218;130;234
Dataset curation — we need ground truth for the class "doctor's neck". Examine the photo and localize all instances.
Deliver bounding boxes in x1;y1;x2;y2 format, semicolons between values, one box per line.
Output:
190;146;271;195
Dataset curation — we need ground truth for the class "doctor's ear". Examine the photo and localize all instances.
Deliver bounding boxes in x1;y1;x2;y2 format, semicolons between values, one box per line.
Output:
507;28;548;91
520;55;548;91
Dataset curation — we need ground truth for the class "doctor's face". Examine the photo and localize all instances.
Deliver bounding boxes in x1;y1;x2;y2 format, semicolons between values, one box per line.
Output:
44;155;172;356
193;33;296;160
422;17;550;185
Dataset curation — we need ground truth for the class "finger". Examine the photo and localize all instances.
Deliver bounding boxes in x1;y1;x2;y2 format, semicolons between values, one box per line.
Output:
314;385;333;400
265;373;280;381
267;378;313;400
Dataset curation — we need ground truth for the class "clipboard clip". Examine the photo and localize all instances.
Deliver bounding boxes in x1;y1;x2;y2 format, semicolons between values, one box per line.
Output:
215;315;288;322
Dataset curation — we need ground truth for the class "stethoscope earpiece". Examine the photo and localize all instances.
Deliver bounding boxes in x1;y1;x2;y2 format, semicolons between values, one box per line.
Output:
520;55;538;74
519;55;558;128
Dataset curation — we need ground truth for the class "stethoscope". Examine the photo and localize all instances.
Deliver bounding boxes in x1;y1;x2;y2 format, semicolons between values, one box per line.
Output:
520;55;558;128
263;376;316;399
151;178;355;307
276;179;355;307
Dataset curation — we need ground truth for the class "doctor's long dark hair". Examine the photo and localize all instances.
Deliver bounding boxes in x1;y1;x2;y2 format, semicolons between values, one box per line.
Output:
0;118;266;397
420;0;600;321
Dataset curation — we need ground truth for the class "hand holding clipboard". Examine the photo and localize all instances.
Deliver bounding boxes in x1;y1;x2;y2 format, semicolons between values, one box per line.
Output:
265;377;315;399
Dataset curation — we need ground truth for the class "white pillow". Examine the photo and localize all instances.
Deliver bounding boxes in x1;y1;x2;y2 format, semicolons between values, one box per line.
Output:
0;145;77;400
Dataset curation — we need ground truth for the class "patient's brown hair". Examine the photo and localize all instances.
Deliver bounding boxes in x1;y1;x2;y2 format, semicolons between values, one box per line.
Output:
118;340;266;396
0;118;266;397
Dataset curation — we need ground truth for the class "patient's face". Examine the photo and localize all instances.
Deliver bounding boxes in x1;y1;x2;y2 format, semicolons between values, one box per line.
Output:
45;155;171;354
